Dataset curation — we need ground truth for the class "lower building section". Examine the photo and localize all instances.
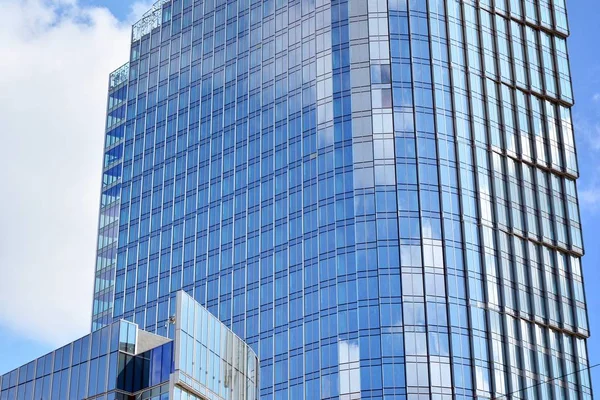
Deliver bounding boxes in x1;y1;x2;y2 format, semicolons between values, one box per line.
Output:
0;291;258;400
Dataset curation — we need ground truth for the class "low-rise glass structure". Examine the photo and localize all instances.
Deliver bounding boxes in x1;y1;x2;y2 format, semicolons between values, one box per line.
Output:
0;292;258;400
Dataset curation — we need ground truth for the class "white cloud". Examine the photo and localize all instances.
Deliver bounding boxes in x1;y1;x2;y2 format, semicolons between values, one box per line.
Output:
574;100;600;213
128;1;158;22
0;0;135;348
574;113;600;152
580;187;600;210
578;163;600;213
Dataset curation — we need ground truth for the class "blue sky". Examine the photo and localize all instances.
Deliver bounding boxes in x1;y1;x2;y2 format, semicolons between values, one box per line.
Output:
1;0;600;392
566;0;600;391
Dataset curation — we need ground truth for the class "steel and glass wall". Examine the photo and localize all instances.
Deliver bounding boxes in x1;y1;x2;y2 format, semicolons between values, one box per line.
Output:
92;63;130;330
433;0;590;398
104;0;592;399
0;320;173;400
1;292;258;400
173;291;259;400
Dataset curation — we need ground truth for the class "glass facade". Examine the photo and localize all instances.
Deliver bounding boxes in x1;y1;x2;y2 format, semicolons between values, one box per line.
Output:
174;291;260;400
92;63;129;330
0;320;171;400
88;0;594;399
1;292;258;400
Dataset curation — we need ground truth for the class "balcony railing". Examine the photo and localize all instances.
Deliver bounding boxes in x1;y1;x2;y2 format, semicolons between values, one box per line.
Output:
108;63;130;90
132;0;171;42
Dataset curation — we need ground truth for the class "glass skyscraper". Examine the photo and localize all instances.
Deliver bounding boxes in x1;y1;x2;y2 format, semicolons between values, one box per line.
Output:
89;0;595;398
4;0;594;399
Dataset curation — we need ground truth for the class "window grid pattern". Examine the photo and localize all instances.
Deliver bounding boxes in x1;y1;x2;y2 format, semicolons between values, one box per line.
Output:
439;0;591;398
92;67;129;330
1;292;258;400
100;0;591;399
0;321;168;400
175;291;259;400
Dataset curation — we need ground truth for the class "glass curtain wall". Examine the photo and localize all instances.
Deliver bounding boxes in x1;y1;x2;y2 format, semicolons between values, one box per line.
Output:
101;0;592;399
92;63;130;330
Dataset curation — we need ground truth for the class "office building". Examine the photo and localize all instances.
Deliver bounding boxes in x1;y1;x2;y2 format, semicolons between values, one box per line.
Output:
0;292;259;400
3;0;594;399
93;0;593;398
